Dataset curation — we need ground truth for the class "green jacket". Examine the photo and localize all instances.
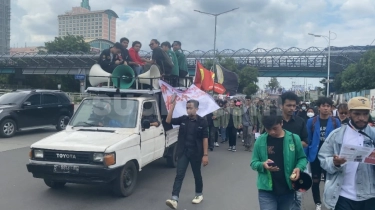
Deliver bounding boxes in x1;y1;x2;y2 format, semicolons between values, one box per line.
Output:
250;130;307;192
167;50;179;76
174;49;188;72
212;110;221;127
218;107;242;128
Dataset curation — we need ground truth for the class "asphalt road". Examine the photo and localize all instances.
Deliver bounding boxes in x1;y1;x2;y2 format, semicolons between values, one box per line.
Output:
0;130;327;210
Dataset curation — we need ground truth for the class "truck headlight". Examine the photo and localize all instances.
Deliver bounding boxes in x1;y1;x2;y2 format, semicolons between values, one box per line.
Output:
34;149;44;158
93;153;104;162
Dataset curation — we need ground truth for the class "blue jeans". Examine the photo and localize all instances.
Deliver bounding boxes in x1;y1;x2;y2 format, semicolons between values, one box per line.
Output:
220;127;226;142
134;66;143;76
258;190;294;210
291;191;302;210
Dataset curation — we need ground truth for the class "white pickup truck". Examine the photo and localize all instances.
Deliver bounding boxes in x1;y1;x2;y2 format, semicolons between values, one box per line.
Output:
26;87;179;197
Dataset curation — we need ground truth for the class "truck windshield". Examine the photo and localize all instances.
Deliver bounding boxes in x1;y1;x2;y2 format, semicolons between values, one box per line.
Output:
70;98;139;128
0;92;27;105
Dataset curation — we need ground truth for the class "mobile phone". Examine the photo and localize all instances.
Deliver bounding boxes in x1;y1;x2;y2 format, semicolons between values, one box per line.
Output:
267;162;277;167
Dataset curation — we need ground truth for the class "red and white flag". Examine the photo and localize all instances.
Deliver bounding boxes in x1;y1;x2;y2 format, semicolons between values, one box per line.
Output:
159;80;220;118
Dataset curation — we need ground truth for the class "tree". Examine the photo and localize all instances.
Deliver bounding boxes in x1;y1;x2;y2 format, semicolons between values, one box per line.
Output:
238;66;259;95
45;34;90;53
266;77;280;92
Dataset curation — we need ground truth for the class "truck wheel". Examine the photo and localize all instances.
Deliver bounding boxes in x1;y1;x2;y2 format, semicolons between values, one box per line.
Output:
0;119;16;138
44;179;66;189
112;161;138;197
56;115;68;131
166;144;177;168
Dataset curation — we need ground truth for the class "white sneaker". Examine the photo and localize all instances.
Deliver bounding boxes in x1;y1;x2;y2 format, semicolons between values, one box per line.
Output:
242;139;244;142
166;199;178;209
192;195;203;204
228;146;232;151
215;142;219;147
315;203;321;210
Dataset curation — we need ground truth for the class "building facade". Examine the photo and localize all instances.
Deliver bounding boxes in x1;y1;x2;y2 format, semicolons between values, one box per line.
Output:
0;0;11;54
57;0;118;43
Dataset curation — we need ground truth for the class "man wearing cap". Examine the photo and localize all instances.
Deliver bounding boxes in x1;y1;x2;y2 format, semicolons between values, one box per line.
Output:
318;97;375;210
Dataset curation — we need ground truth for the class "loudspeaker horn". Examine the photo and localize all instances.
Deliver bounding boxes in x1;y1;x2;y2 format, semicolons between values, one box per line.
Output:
111;65;135;89
88;64;111;87
138;65;161;89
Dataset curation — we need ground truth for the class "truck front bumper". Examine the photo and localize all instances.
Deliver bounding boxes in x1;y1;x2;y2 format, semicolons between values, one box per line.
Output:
26;162;121;184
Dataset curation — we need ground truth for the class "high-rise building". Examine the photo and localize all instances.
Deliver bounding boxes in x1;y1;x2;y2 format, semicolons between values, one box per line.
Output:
58;0;118;43
0;0;11;54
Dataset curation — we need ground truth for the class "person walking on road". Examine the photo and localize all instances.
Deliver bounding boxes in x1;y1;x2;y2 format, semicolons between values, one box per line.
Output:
306;97;340;210
165;99;209;210
227;99;242;152
251;114;307;210
319;97;375;210
242;96;255;151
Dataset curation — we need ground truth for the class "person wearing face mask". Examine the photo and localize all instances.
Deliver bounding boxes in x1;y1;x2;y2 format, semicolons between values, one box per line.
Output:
306;108;316;119
298;103;308;121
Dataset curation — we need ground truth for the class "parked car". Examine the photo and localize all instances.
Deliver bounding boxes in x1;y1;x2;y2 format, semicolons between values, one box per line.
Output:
0;89;74;137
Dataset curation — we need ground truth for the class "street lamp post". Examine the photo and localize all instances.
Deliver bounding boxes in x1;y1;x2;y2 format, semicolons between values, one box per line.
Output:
194;8;239;64
308;31;337;97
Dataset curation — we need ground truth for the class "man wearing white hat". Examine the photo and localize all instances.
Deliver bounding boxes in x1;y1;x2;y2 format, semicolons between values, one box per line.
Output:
318;97;375;210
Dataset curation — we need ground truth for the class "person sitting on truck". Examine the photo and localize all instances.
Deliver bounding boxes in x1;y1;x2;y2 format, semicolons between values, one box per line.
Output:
141;102;160;127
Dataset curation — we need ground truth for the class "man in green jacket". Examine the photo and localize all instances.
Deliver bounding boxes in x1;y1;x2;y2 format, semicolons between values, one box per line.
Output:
161;42;179;87
172;41;189;77
251;114;307;210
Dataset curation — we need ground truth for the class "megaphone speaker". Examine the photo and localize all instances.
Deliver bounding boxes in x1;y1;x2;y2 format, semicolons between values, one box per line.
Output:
89;64;111;87
138;65;161;89
111;65;135;89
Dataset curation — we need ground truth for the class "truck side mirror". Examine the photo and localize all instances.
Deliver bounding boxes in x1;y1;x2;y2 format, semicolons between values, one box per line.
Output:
63;116;70;125
142;119;151;130
23;101;31;107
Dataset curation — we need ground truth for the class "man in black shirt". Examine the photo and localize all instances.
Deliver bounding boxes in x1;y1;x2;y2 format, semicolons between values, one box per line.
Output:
119;37;139;75
280;92;308;210
149;39;173;76
165;99;208;210
98;42;123;73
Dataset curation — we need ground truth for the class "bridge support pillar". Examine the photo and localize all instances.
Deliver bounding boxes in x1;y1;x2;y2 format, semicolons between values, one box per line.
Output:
15;68;24;87
79;68;86;94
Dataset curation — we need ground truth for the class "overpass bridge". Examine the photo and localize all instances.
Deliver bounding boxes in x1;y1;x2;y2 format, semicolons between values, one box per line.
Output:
0;45;373;78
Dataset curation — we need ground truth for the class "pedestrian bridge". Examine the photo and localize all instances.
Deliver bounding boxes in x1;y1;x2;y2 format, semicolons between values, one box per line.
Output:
0;45;373;77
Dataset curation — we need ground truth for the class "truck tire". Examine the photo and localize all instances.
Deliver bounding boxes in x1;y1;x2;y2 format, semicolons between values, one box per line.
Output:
44;179;66;189
166;144;177;168
112;161;138;197
0;119;17;138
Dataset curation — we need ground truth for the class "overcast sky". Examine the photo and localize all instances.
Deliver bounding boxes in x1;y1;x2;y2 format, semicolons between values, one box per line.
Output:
10;0;375;89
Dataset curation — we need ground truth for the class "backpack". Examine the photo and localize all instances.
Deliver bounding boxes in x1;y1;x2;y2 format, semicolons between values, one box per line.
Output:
311;116;337;134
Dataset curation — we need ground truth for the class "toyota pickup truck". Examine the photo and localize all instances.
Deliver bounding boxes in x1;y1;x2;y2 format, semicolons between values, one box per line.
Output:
26;87;179;197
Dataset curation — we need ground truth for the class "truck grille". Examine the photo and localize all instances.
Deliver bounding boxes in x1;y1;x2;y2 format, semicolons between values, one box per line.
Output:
42;150;93;164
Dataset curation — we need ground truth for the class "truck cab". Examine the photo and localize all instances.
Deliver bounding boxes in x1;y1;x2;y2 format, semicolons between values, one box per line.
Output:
26;87;180;197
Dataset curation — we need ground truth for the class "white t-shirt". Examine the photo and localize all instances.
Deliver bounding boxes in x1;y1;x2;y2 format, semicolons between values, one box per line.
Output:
339;125;366;201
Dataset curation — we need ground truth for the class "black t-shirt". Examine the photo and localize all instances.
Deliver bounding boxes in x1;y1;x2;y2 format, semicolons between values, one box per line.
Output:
228;108;234;127
267;135;292;195
319;118;328;148
282;116;308;144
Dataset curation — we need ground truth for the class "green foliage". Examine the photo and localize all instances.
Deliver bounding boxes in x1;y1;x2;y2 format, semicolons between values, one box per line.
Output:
45;34;90;53
266;77;280;91
238;66;259;95
337;49;375;92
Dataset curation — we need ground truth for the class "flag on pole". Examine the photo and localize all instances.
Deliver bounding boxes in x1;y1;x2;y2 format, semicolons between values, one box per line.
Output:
215;64;239;96
194;61;215;91
159;80;220;119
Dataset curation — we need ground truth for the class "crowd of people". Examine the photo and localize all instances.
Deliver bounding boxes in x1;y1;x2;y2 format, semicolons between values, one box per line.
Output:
97;38;189;87
163;91;375;210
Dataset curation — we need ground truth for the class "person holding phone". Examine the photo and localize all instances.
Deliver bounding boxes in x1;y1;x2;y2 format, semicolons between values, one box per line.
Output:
251;114;308;210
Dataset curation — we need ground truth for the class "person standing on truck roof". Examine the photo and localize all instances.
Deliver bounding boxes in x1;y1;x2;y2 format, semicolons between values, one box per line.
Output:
165;99;209;210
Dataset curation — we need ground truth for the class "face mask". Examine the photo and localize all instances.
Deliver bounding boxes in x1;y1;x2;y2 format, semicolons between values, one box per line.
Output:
307;112;314;118
302;106;306;110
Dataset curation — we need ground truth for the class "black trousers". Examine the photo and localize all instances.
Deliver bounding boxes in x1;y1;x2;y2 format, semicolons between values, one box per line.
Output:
311;156;326;204
209;125;217;149
172;154;203;197
227;126;237;147
335;196;375;210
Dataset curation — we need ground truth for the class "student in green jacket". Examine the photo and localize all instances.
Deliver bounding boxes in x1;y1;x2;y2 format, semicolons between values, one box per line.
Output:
161;42;179;87
172;41;189;77
250;114;307;210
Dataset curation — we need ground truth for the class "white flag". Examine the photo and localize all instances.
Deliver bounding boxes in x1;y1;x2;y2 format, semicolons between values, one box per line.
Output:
159;80;220;118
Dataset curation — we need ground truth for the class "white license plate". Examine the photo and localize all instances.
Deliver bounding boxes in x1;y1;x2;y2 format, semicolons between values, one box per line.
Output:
53;165;79;174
